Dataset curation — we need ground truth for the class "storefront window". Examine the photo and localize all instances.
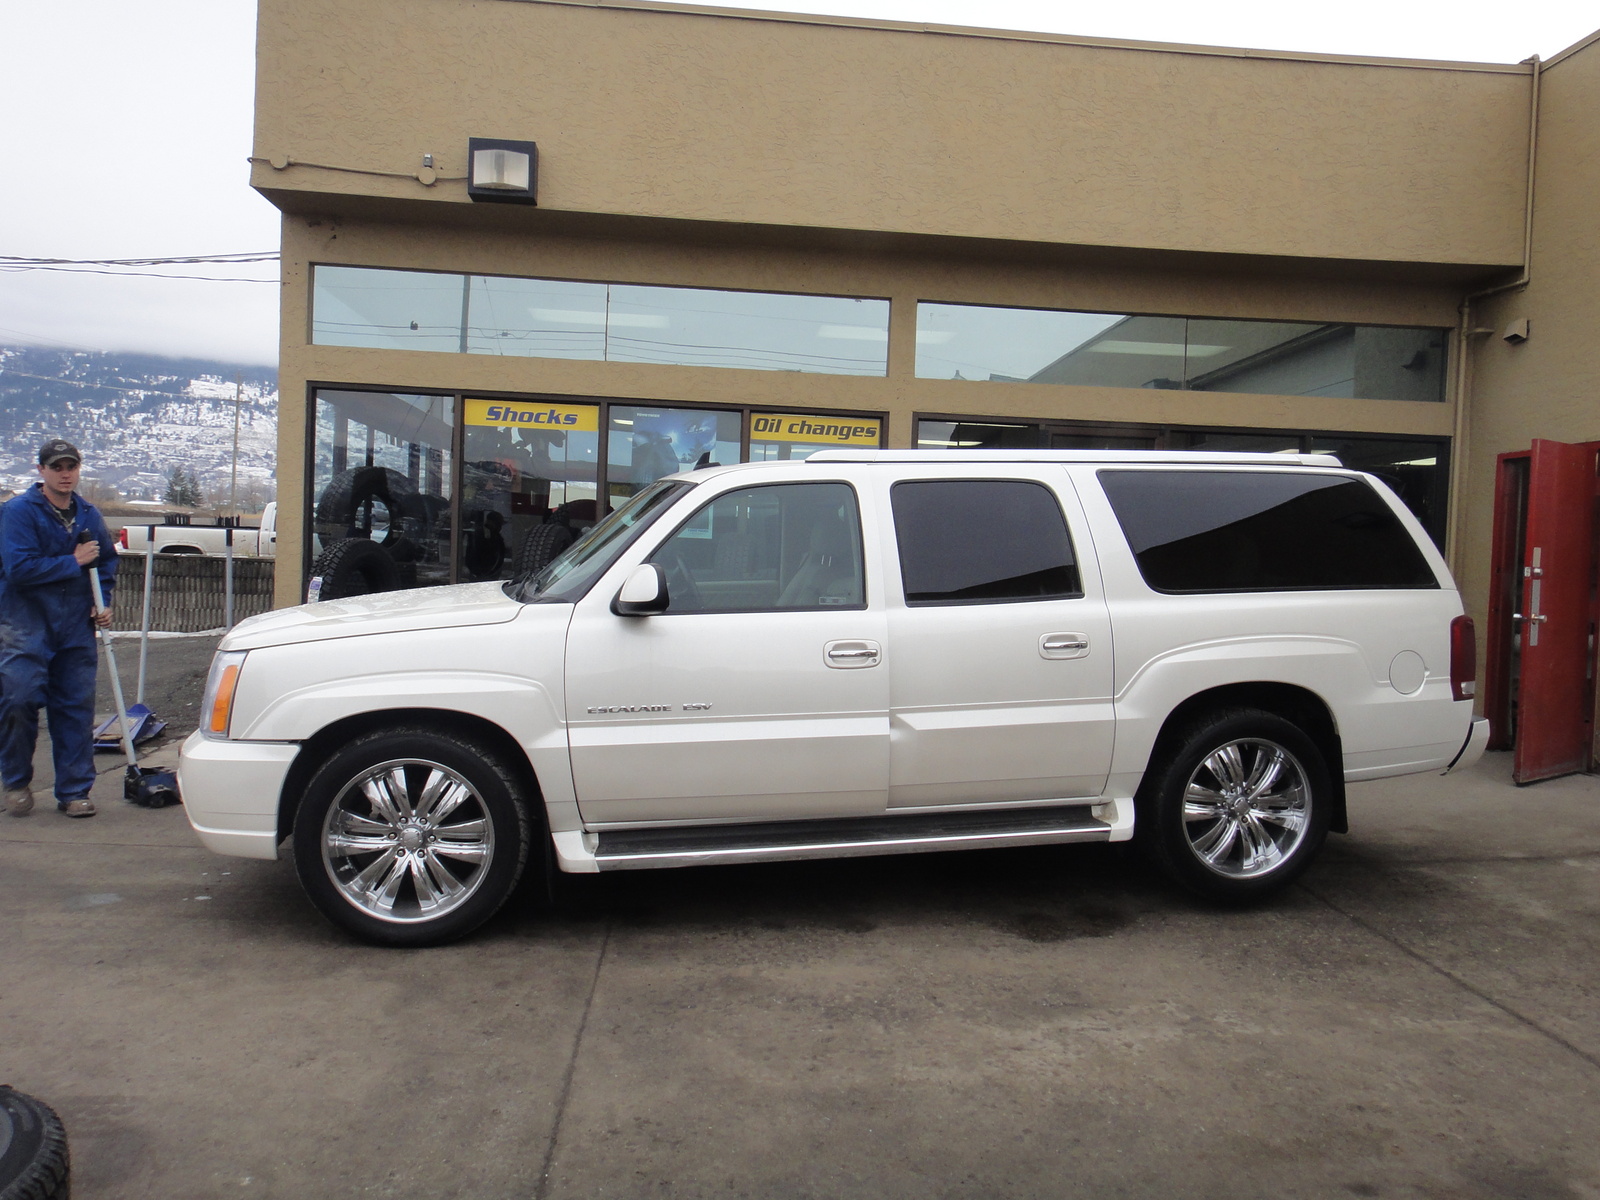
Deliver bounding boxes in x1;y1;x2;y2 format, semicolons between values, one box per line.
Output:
314;266;890;376
916;303;1447;402
747;411;884;460
916;420;1042;450
310;390;455;599
607;406;741;506
312;267;466;353
461;398;600;581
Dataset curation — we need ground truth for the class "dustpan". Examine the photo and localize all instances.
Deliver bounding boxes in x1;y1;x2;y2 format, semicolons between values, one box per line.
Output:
94;703;166;749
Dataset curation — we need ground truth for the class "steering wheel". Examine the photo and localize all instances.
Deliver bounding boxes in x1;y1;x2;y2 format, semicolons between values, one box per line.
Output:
661;556;703;611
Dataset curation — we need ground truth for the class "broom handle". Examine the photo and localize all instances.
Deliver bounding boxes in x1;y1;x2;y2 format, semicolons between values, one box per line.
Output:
88;560;138;768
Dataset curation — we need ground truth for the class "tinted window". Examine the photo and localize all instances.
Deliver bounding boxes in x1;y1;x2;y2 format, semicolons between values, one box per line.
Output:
650;483;863;613
893;480;1080;604
1098;470;1438;593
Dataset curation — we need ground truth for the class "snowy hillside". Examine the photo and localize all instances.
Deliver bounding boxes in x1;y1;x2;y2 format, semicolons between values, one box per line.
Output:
0;345;277;505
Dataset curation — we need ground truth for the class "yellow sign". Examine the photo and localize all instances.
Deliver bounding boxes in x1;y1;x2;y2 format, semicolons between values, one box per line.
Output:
465;399;599;432
750;412;882;447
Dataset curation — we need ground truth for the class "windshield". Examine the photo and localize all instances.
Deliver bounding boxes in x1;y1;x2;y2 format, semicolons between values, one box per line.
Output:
508;479;690;603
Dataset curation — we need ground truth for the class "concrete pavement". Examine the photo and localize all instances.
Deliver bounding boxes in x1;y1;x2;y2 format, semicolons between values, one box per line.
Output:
3;723;1599;1198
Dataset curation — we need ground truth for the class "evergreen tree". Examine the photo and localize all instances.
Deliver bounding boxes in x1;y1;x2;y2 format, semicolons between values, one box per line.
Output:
163;466;186;506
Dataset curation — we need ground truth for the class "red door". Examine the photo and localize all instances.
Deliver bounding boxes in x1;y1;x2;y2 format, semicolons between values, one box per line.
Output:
1513;439;1599;784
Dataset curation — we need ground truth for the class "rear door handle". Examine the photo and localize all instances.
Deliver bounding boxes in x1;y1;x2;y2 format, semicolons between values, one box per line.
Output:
825;640;881;668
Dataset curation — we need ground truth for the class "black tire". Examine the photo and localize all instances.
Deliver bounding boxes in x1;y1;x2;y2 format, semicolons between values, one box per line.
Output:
1135;708;1331;902
309;538;400;601
292;726;533;946
514;522;575;578
314;466;417;544
0;1086;69;1200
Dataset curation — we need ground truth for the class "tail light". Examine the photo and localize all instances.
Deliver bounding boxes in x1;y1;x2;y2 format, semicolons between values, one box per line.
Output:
117;528;127;549
1450;615;1476;702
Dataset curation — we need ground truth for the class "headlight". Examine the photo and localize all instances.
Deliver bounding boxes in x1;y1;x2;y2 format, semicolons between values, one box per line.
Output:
200;650;248;739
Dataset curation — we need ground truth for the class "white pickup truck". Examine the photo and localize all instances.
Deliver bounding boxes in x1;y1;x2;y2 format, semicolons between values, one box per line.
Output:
179;451;1489;947
119;502;279;557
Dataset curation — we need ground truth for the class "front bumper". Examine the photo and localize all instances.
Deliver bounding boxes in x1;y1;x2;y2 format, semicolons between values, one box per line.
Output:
1442;716;1491;775
177;730;300;860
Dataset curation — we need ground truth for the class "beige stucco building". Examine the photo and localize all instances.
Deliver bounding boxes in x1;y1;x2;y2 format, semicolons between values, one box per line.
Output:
252;0;1598;749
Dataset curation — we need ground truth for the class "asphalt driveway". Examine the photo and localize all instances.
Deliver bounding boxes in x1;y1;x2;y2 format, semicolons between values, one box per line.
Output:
3;636;1599;1198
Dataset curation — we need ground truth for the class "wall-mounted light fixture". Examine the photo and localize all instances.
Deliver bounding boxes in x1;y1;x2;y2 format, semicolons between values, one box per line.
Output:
467;138;538;205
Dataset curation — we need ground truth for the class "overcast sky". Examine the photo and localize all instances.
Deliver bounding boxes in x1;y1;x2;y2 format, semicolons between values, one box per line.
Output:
2;0;1595;367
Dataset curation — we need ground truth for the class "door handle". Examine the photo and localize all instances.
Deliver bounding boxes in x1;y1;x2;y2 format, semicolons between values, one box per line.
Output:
1512;613;1547;624
825;640;881;668
1040;633;1090;659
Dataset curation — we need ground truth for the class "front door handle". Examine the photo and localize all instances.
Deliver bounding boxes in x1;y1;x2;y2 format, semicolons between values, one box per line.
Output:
825;640;881;668
1041;633;1090;659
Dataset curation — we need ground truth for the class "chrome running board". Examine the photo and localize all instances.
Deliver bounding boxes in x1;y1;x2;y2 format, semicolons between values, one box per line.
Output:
591;804;1111;871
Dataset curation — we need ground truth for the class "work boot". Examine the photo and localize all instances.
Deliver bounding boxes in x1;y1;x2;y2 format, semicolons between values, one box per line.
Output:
3;785;34;817
58;799;96;818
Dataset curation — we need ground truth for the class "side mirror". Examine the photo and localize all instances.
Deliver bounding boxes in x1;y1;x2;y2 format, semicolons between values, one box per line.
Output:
611;562;669;617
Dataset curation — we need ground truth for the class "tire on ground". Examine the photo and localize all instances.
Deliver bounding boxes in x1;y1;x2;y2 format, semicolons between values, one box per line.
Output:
309;538;401;601
1134;706;1332;902
514;522;575;579
0;1086;70;1200
291;726;534;946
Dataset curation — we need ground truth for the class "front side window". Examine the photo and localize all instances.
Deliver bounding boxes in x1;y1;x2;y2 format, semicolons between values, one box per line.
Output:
648;483;864;613
892;480;1081;605
1098;469;1439;593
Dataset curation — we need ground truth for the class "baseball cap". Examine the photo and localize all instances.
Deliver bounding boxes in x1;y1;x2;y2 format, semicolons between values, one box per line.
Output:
38;439;81;467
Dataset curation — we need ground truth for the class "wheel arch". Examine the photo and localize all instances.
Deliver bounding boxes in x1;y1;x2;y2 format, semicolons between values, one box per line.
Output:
276;707;544;847
1143;682;1347;834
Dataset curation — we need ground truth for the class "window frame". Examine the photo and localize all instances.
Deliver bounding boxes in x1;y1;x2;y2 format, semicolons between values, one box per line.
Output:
645;479;869;615
891;476;1085;608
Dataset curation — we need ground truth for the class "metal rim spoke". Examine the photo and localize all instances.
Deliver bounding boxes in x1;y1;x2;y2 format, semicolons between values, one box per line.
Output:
1181;737;1311;879
322;756;496;924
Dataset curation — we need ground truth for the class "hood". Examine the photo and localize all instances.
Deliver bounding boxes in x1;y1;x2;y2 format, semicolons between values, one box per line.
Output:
221;581;527;651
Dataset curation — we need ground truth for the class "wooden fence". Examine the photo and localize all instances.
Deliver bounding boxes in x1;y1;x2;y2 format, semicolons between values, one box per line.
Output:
110;554;277;633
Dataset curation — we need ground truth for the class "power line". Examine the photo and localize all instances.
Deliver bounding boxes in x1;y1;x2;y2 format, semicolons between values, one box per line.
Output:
0;252;280;283
0;253;279;265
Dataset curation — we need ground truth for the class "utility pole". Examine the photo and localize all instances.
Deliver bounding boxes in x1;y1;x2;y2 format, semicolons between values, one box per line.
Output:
230;372;242;517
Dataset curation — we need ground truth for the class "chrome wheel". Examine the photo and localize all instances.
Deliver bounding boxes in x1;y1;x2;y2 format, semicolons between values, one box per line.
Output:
320;757;496;924
1181;738;1311;879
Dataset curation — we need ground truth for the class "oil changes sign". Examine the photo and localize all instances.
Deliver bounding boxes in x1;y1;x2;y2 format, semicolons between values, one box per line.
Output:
750;413;881;447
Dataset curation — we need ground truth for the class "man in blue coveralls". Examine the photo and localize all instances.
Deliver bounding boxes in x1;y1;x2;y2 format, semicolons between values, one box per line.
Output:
1;439;119;818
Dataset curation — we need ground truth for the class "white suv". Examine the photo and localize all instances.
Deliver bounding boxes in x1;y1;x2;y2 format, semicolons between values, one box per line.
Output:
179;451;1488;945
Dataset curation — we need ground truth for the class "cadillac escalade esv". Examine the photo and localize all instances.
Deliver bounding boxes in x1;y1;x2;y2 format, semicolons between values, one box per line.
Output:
179;451;1488;945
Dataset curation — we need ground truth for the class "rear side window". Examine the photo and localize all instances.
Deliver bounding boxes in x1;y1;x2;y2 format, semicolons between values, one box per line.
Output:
1098;469;1439;593
892;479;1081;604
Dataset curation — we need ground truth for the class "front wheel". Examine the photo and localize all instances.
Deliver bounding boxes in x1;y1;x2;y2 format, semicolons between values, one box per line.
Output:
293;727;532;946
1136;708;1331;901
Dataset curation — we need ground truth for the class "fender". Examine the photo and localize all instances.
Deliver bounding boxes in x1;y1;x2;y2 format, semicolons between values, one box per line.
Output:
1109;635;1362;780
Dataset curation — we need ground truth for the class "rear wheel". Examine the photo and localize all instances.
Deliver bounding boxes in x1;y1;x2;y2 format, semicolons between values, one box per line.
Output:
293;727;532;946
1136;708;1331;901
